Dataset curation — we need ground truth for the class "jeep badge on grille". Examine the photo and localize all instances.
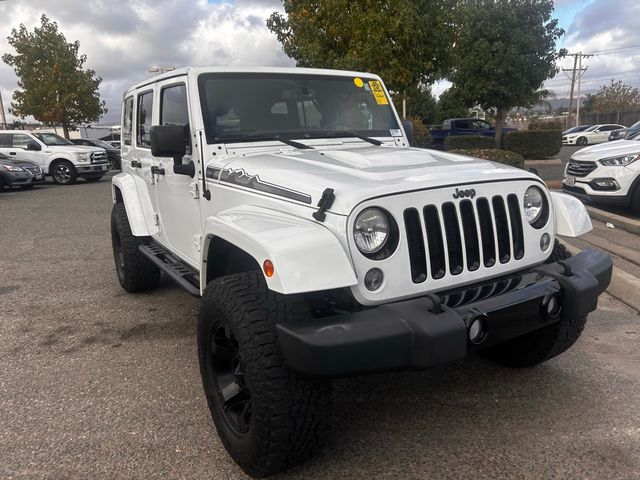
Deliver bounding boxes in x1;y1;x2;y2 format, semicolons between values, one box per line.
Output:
453;187;476;199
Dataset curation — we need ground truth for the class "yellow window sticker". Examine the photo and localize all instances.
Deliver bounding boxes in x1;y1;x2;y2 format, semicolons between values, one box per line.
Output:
353;77;364;88
368;80;388;105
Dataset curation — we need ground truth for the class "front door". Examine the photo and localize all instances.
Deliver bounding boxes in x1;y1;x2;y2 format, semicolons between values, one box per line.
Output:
152;80;201;266
0;133;45;168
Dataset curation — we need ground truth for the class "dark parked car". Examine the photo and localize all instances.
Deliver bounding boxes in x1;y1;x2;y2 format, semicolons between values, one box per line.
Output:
562;125;591;135
71;138;121;170
429;118;518;149
0;152;45;190
609;120;640;141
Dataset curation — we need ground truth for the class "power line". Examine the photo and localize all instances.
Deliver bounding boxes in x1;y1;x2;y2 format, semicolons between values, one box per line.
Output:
585;43;640;55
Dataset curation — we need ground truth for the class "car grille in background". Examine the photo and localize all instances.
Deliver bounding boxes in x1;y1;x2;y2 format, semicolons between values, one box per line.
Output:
90;151;108;164
404;195;525;283
566;160;597;177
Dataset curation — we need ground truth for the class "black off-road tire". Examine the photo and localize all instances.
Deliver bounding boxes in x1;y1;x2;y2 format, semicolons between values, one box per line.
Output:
198;271;332;478
483;240;584;368
545;239;571;263
630;184;640;217
110;202;160;292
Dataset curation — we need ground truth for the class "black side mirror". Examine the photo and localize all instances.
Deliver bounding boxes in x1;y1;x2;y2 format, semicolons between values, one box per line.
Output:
401;120;413;145
26;141;41;151
150;125;186;163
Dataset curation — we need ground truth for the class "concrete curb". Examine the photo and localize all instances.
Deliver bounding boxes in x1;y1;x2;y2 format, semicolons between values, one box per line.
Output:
562;240;640;312
525;159;563;166
586;206;640;235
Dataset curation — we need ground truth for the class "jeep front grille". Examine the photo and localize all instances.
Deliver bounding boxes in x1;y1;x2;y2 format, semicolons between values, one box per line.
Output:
404;195;525;283
566;160;597;177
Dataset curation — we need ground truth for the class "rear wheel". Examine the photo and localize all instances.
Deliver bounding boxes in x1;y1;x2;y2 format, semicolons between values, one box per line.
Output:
110;202;160;292
198;271;332;478
576;136;588;146
51;160;78;185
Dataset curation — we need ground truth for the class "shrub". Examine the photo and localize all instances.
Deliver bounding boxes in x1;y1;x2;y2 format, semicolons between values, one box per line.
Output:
503;129;562;159
449;148;524;169
408;116;431;148
528;118;563;130
444;135;495;151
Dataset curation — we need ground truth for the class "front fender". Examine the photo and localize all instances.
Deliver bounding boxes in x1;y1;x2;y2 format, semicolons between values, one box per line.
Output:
202;205;357;295
111;173;159;236
551;191;592;237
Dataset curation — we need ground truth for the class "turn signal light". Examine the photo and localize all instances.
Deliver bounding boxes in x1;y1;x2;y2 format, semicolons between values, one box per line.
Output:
263;260;274;277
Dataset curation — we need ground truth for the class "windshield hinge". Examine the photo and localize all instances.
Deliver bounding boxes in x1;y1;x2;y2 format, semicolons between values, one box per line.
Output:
153;213;160;227
190;182;200;199
312;188;335;222
193;234;202;252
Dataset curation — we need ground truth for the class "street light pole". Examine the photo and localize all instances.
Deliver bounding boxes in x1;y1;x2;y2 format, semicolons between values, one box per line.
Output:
0;89;7;129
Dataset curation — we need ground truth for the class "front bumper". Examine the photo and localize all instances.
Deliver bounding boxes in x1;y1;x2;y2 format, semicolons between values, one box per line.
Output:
562;184;630;206
277;250;612;377
77;163;109;176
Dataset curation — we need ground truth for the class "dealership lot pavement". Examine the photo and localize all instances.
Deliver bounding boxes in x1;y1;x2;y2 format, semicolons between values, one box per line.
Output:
1;176;640;480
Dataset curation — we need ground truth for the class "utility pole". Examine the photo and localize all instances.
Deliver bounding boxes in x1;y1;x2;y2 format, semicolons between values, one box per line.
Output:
0;89;6;129
562;52;590;127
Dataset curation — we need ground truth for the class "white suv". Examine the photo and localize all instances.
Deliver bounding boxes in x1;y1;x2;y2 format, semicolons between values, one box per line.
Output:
110;67;612;477
563;133;640;214
0;130;109;184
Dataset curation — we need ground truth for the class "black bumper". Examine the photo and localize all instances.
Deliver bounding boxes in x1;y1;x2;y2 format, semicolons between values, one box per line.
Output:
562;186;630;207
276;250;612;377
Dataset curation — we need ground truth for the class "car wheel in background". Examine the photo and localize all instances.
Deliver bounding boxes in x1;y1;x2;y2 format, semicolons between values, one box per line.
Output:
51;160;78;185
630;184;640;217
109;158;121;170
577;137;588;146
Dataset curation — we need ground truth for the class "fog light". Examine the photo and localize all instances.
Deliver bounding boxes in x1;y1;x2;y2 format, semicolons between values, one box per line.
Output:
364;268;384;291
544;293;562;318
468;316;487;344
540;233;551;252
590;178;619;191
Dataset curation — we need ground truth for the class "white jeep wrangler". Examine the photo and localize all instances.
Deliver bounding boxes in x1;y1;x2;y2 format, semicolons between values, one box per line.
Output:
0;130;109;184
111;67;612;478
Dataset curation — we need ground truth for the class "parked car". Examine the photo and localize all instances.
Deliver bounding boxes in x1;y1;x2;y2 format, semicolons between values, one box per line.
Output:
563;131;640;214
0;130;109;185
429;118;518;149
71;138;121;170
111;66;611;477
562;124;591;135
562;124;625;146
0;152;45;190
608;120;640;142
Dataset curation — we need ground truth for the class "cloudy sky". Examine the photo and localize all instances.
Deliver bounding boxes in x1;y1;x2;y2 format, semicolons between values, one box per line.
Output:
1;0;639;124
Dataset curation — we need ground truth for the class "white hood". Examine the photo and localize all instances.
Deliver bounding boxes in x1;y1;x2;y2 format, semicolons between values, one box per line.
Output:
216;145;538;214
46;145;104;154
570;138;640;161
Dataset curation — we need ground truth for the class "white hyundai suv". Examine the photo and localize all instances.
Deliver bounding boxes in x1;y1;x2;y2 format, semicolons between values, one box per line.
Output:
0;130;109;184
563;132;640;214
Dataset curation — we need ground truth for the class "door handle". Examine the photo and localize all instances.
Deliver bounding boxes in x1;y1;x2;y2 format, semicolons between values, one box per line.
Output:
151;166;165;176
131;160;142;168
9;151;16;155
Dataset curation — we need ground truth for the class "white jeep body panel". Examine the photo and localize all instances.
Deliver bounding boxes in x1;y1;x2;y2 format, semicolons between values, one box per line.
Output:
113;66;594;302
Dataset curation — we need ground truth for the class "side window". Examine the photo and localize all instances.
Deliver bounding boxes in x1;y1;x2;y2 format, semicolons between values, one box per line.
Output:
123;96;134;146
0;134;11;147
160;83;191;154
12;134;32;148
137;91;153;148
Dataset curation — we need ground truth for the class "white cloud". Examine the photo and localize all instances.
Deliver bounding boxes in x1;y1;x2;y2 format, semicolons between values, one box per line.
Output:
0;0;290;124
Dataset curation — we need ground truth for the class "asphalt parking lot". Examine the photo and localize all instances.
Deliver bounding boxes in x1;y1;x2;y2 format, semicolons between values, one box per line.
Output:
1;175;640;480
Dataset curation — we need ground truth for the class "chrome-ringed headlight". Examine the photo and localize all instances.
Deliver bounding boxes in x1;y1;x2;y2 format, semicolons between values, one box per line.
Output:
523;186;549;229
354;207;390;254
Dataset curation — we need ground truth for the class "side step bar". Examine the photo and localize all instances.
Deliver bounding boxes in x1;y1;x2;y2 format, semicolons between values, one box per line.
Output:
139;243;200;296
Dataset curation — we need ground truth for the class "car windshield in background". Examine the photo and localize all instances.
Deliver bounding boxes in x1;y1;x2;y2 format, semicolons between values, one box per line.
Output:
33;133;72;146
92;140;114;149
584;126;598;132
198;73;400;144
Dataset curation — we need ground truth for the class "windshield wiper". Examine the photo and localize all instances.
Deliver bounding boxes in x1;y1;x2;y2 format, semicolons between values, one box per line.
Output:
218;133;313;150
319;130;383;146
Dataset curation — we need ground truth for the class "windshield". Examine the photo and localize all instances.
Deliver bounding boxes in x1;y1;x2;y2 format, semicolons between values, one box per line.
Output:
198;73;400;144
584;126;598;132
33;133;72;146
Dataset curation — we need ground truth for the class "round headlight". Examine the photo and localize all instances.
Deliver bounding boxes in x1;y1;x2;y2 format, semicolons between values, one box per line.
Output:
523;186;545;224
354;207;390;254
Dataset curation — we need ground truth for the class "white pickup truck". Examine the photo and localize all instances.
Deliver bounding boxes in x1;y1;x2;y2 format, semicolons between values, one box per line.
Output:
0;130;109;184
110;66;612;478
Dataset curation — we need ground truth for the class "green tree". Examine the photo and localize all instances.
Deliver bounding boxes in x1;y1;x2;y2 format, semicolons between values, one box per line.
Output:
436;86;470;124
590;80;640;113
393;85;439;124
2;14;106;138
267;1;455;104
449;0;563;147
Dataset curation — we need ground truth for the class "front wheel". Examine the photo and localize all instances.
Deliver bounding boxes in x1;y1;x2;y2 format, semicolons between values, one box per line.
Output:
198;272;332;478
51;160;78;185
